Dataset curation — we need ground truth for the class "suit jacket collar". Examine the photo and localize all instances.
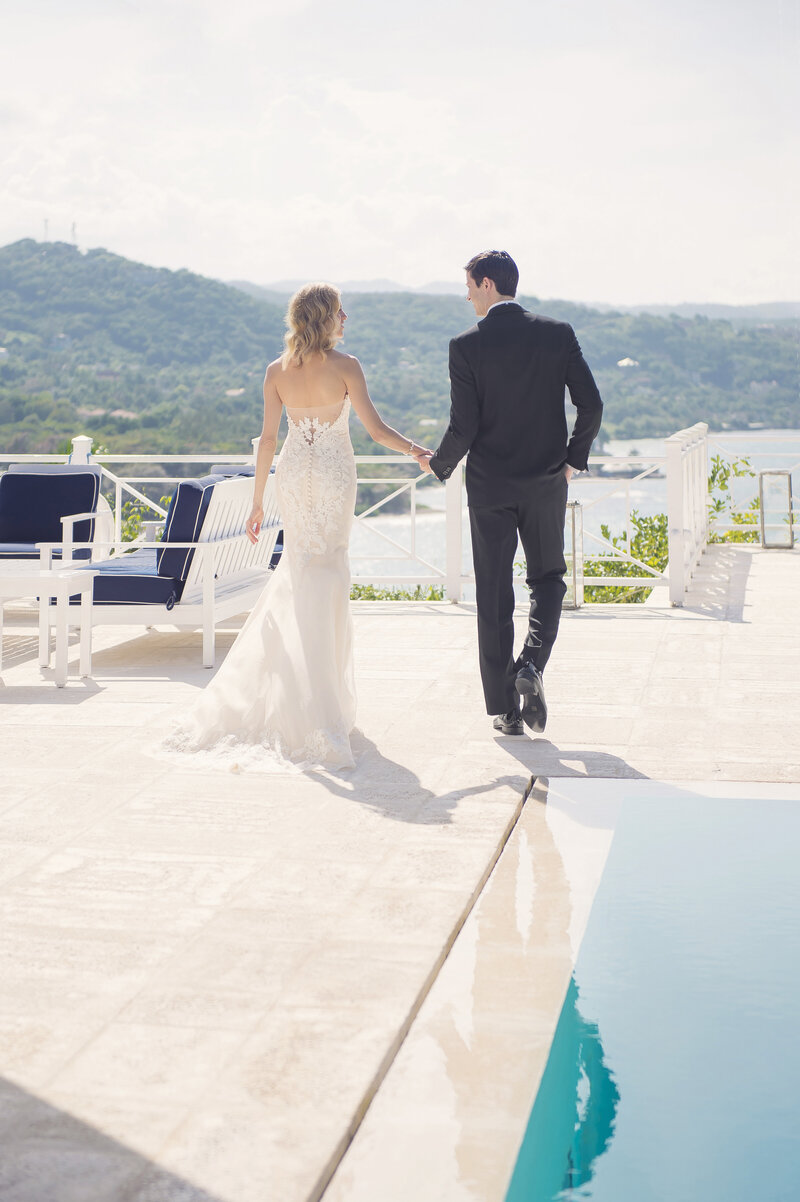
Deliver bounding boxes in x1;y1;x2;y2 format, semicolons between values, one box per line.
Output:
479;302;525;323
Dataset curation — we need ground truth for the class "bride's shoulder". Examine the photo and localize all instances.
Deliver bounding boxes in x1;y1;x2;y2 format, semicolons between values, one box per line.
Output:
330;350;363;375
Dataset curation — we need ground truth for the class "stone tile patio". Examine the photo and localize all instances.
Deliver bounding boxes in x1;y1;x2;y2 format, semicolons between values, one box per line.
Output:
0;544;797;1201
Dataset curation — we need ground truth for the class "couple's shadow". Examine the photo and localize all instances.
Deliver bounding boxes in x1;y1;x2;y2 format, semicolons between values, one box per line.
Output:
305;730;525;826
304;731;645;825
497;737;648;780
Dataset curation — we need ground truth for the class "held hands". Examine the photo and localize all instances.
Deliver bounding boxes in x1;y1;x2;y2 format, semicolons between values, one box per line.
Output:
409;443;434;474
246;504;264;545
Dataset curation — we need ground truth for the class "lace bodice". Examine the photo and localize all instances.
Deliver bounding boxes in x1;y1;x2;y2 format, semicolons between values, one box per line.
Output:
277;397;356;561
285;399;348;442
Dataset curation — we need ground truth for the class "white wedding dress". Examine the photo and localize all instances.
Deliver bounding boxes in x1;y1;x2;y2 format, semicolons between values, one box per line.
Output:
162;398;358;770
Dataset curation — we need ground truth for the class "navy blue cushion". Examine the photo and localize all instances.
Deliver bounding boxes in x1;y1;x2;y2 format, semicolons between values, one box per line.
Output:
0;542;41;559
0;466;101;545
156;475;221;590
0;542;91;561
72;549;179;608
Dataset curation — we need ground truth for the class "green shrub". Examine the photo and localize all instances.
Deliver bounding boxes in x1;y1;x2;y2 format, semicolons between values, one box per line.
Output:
350;583;445;601
707;454;759;544
584;510;669;603
120;494;172;542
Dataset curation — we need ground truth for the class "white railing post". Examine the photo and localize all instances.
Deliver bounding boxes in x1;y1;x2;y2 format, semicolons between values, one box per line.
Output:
445;468;463;602
666;422;708;606
565;501;584;608
202;546;215;668
697;423;709;546
666;432;686;606
251;436;260;464
70;434;93;464
115;481;122;546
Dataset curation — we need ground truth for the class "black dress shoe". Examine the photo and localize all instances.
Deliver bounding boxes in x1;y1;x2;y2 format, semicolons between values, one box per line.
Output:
515;662;547;732
492;710;524;736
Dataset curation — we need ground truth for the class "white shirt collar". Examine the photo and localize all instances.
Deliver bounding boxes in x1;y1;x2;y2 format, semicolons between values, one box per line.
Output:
486;300;518;314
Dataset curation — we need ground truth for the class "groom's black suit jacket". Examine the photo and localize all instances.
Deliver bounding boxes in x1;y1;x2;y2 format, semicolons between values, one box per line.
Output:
429;303;603;506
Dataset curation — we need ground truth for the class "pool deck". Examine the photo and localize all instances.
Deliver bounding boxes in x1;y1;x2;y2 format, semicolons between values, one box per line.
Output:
0;543;798;1202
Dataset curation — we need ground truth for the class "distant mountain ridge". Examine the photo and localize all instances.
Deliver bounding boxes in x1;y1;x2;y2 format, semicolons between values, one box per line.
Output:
1;238;798;457
232;277;800;322
230;278;466;299
592;300;800;324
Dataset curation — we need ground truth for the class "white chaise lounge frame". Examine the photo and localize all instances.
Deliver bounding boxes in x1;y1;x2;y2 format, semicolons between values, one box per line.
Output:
38;475;281;667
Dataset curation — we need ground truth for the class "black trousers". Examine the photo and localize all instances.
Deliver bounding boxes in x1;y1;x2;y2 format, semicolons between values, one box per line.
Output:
469;475;568;715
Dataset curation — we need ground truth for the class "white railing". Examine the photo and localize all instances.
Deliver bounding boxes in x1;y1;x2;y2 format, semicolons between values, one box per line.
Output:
665;422;709;604
0;423;716;606
571;453;669;596
346;454;449;590
707;431;799;540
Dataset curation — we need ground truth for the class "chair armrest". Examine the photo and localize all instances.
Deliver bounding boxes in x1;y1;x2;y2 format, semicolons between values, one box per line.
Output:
60;511;98;530
36;529;277;561
36;541;118;550
35;539;122;569
151;533;275;550
59;511;102;565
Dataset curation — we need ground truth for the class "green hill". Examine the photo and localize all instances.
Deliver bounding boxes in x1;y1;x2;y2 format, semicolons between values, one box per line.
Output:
0;239;284;455
1;238;797;458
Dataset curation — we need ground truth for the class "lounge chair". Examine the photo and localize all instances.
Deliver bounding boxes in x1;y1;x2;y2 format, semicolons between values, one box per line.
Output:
57;470;282;667
0;464;110;561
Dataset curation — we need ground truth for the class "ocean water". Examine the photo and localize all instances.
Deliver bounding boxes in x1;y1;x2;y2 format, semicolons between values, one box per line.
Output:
350;428;799;581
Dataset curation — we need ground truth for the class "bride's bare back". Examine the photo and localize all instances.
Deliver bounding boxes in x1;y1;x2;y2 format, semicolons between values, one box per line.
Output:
247;316;430;545
273;350;349;411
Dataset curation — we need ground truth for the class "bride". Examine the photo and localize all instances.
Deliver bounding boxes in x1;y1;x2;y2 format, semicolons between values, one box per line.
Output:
163;283;429;770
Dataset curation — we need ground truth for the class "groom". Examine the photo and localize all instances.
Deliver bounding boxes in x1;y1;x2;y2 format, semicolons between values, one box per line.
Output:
417;250;603;735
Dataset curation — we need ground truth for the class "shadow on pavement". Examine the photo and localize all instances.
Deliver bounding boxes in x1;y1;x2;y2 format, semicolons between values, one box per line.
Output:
497;738;649;780
0;1076;223;1202
306;732;529;825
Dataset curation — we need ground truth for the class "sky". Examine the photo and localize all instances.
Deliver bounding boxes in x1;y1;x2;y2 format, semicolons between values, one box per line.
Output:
1;0;798;304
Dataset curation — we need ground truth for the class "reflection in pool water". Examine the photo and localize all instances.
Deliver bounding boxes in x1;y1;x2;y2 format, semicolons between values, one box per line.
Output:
506;976;619;1201
503;793;800;1202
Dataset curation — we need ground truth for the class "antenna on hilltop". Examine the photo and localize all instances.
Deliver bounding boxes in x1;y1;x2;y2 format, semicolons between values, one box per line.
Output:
44;218;49;242
71;221;77;245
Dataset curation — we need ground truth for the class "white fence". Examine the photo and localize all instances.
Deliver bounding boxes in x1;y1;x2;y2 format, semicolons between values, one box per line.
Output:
707;431;799;545
666;422;709;605
1;422;720;606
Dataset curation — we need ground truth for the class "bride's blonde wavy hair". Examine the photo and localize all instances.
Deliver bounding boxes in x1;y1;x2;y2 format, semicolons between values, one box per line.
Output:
281;282;342;368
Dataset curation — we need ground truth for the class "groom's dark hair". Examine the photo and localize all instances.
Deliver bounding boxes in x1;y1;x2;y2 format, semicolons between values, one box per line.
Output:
464;250;519;297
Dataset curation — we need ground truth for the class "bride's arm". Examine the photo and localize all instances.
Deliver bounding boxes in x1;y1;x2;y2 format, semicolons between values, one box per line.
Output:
246;362;284;544
343;356;430;457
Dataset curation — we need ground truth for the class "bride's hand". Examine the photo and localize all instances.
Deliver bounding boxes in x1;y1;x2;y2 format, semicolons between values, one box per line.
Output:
246;504;264;545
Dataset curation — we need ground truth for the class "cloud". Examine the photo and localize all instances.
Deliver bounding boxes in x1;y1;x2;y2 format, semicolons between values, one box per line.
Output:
1;0;798;302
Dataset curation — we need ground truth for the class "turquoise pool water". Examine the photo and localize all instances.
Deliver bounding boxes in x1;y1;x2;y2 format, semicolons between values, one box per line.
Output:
505;793;800;1202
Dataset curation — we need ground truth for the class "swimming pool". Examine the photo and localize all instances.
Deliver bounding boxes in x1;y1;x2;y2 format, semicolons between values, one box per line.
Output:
505;792;800;1202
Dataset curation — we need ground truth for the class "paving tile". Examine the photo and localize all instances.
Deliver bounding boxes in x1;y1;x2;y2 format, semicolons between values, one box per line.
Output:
48;1023;243;1110
0;545;797;1201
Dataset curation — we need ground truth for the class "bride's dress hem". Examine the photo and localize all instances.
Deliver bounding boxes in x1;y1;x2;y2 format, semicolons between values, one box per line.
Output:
155;725;358;774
